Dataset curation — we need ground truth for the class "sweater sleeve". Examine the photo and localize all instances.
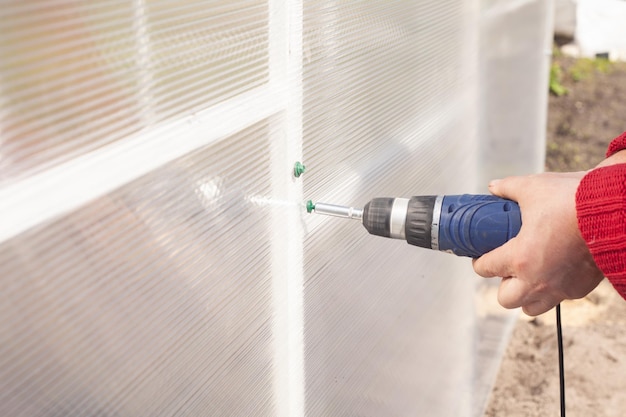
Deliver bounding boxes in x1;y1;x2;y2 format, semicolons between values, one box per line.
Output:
575;131;626;299
606;131;626;158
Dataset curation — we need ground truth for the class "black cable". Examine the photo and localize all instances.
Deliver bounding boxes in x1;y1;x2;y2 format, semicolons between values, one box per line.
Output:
556;304;565;417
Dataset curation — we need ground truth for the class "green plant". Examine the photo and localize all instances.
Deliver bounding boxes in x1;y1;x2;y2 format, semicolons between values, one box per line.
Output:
569;57;612;82
550;62;568;96
594;57;612;74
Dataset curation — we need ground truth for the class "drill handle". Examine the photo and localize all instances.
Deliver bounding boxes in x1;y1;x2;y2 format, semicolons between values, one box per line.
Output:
437;194;521;258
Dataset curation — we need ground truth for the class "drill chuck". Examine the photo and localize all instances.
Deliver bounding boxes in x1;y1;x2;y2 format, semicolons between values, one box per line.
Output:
309;195;522;258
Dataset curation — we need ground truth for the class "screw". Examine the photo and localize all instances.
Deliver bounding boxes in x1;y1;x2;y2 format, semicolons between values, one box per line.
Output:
294;161;306;177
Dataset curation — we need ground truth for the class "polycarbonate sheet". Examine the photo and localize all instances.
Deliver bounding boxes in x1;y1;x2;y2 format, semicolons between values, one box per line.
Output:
0;0;269;184
146;0;269;120
303;0;472;179
0;121;276;417
0;1;139;183
302;2;480;416
0;1;555;416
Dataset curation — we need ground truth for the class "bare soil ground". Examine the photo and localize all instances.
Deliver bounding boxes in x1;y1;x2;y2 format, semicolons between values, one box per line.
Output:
546;55;626;171
483;53;626;416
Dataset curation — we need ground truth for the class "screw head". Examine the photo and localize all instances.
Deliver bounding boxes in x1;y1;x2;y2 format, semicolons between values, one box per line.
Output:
294;161;306;177
306;200;315;213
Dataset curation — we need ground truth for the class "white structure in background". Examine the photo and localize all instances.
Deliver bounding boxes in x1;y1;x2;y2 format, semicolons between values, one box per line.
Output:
577;0;626;60
479;0;554;186
554;0;577;38
0;1;551;417
556;0;626;61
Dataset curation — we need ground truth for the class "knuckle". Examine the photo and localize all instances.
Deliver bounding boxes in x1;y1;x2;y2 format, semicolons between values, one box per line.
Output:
562;285;588;300
523;298;556;316
511;253;529;274
511;260;525;275
522;305;543;316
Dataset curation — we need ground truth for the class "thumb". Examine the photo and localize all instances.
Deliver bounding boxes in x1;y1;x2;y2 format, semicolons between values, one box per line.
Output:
488;176;528;202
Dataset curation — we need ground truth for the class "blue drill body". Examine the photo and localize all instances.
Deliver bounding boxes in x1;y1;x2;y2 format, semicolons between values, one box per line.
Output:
310;194;522;258
438;195;521;257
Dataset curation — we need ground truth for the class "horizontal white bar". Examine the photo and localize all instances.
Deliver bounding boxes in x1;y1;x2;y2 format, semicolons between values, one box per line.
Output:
0;84;285;243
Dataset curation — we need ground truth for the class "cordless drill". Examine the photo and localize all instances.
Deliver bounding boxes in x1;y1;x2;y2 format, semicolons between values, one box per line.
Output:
307;195;521;258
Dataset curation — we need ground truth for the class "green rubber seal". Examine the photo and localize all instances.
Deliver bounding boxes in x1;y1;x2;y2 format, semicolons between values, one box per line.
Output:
306;200;315;213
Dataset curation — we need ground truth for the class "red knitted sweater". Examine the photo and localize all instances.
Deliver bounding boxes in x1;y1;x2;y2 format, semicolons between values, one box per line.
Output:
576;131;626;298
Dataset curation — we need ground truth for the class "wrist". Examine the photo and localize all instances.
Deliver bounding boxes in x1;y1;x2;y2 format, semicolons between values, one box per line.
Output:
596;149;626;169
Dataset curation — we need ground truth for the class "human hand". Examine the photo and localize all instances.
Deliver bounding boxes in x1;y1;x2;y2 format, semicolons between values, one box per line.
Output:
472;172;605;316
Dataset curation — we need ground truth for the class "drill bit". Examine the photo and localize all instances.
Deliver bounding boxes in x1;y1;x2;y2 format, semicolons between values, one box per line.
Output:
306;200;363;221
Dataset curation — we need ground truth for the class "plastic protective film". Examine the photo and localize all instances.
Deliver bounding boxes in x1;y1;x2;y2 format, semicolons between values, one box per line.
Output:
0;1;551;417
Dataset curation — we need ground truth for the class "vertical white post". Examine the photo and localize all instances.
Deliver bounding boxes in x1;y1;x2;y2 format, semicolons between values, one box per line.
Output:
268;0;305;416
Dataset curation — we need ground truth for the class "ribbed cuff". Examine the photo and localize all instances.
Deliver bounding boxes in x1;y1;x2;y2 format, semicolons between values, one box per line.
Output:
576;164;626;298
607;131;626;157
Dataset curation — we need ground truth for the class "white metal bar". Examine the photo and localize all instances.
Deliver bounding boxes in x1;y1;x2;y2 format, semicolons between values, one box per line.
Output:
268;0;305;416
0;84;284;243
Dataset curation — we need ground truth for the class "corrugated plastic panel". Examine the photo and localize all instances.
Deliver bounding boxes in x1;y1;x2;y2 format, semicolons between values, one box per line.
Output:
0;120;277;417
0;1;551;416
0;0;269;183
302;2;479;416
